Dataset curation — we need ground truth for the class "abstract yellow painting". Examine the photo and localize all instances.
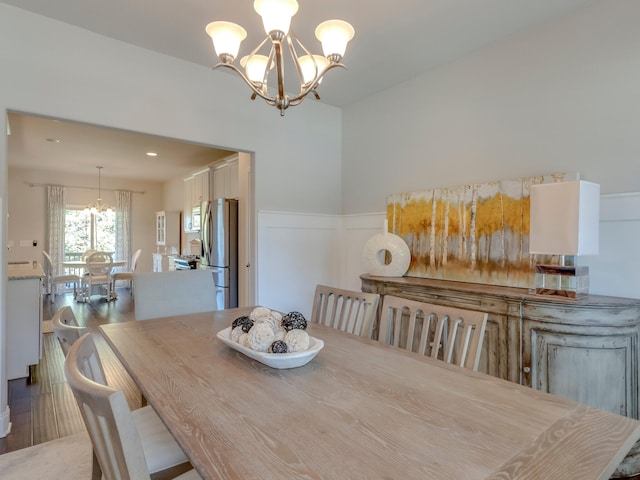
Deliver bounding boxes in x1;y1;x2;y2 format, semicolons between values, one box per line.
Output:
387;173;571;288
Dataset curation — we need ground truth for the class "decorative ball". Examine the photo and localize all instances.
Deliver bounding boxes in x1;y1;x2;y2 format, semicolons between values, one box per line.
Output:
250;306;273;320
232;315;253;331
284;329;310;352
247;323;275;352
282;311;307;331
269;340;288;354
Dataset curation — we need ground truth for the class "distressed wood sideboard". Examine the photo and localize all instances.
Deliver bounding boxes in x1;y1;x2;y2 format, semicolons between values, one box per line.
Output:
362;274;640;477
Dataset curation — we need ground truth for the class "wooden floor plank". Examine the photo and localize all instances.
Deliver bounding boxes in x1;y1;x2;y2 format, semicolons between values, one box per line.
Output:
31;393;57;445
51;383;85;438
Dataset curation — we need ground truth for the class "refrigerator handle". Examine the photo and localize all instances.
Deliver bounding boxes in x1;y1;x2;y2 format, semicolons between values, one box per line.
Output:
201;202;209;261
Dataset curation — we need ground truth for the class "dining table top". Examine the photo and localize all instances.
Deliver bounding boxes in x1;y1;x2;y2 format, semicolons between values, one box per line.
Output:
99;306;640;480
62;259;127;267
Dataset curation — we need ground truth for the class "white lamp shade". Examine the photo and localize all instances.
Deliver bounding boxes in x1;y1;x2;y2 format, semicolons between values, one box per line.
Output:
240;54;271;84
529;180;600;256
254;0;298;35
315;20;355;58
205;21;247;61
298;55;330;85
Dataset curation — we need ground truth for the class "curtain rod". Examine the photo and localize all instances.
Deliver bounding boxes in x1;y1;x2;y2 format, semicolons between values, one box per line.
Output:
24;181;145;195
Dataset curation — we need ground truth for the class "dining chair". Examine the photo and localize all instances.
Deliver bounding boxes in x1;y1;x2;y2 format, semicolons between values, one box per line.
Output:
42;251;81;303
378;295;489;371
51;306;87;356
64;333;201;480
310;284;381;339
81;249;98;261
80;251;115;302
111;248;142;297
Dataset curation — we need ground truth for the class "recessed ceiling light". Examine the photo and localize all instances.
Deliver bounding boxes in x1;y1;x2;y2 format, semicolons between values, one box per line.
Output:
45;138;60;143
146;152;158;157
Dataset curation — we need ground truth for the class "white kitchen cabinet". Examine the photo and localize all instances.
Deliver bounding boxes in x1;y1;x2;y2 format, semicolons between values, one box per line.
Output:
153;253;180;272
7;267;44;380
156;211;180;247
192;169;210;206
212;155;239;199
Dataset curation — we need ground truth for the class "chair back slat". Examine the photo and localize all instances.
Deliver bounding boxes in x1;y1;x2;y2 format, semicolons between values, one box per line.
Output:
379;295;489;371
311;285;380;338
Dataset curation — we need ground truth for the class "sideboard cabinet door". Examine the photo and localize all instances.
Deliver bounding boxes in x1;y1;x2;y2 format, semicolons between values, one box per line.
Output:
522;317;638;419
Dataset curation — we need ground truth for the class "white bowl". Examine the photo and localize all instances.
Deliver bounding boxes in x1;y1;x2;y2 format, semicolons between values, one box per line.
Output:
216;327;324;369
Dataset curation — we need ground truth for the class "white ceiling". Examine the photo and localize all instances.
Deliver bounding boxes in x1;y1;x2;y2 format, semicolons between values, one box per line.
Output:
3;0;595;181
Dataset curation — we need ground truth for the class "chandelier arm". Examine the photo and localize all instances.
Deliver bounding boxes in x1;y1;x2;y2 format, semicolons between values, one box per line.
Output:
287;30;316;91
213;63;278;104
287;63;346;105
273;41;286;103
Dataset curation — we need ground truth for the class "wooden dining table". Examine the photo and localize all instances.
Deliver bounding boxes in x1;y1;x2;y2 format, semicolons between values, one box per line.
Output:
99;306;640;480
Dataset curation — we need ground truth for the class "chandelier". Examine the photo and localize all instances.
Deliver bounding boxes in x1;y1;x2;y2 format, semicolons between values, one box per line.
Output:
85;166;113;214
205;0;355;116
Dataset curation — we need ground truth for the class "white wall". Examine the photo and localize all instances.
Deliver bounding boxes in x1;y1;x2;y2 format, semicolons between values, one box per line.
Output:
7;167;163;273
342;0;640;214
0;3;343;434
341;0;640;298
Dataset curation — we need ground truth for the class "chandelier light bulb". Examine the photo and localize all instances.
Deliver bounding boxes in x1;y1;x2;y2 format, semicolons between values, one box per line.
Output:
206;21;247;62
240;54;271;84
254;0;298;35
299;55;330;85
315;19;355;60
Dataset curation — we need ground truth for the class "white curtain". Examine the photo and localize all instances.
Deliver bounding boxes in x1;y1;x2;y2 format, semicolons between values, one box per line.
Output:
46;185;66;277
115;190;132;272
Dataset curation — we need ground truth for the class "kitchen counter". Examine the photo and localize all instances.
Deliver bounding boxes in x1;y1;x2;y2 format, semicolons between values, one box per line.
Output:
8;262;45;280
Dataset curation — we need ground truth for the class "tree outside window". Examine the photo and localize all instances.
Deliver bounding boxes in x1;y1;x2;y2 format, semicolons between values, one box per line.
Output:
65;207;116;257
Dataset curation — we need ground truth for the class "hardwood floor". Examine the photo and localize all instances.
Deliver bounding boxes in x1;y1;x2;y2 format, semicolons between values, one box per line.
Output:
0;288;142;455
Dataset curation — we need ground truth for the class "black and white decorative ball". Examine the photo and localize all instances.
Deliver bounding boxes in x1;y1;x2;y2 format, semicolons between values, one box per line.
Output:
232;315;254;333
281;311;307;331
269;340;288;354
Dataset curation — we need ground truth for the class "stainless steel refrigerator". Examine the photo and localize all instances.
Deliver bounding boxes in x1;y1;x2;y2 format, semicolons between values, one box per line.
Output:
200;198;238;309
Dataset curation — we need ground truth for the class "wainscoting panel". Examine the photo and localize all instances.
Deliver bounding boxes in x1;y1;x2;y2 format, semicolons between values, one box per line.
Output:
340;213;386;291
589;193;640;299
257;211;341;317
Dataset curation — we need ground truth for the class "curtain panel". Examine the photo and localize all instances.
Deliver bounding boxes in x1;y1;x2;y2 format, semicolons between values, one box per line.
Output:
115;190;132;272
46;185;66;277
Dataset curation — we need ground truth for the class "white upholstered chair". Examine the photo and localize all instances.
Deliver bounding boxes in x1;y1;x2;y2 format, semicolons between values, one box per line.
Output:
51;306;87;357
111;248;142;297
310;285;380;339
42;251;80;303
378;295;488;371
64;333;201;480
80;251;115;302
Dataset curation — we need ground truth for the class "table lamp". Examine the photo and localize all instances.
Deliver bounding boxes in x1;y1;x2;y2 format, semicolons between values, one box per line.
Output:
529;180;600;298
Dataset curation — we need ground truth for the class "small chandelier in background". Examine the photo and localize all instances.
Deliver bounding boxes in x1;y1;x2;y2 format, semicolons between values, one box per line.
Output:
85;166;113;214
206;0;355;116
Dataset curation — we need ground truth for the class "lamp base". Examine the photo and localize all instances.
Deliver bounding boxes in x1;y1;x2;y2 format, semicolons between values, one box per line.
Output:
534;264;590;299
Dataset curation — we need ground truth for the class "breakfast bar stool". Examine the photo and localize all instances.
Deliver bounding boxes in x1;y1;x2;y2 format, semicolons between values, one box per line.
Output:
64;333;202;480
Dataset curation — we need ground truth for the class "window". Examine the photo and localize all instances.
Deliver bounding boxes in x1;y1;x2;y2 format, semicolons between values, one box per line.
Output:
65;207;116;258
